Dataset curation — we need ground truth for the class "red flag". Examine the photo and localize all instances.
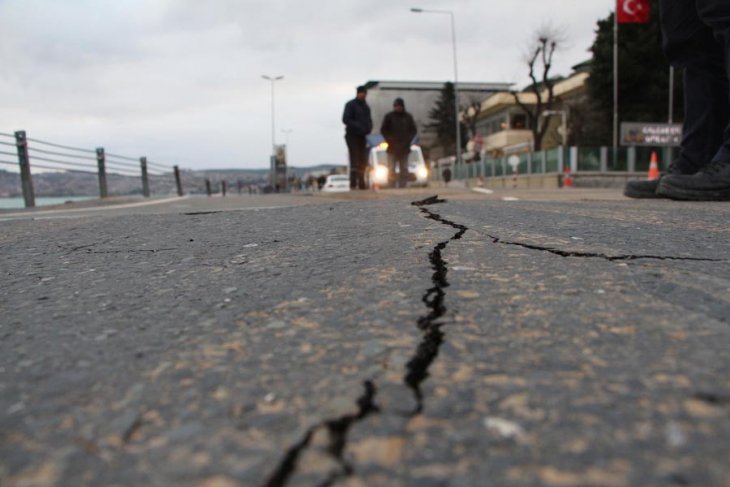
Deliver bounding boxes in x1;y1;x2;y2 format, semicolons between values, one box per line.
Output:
617;0;651;23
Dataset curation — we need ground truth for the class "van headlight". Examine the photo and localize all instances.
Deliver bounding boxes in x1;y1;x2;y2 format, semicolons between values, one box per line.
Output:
416;167;429;179
374;165;389;182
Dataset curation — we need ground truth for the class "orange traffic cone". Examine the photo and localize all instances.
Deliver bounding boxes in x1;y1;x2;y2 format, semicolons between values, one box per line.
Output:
647;151;660;181
563;166;573;188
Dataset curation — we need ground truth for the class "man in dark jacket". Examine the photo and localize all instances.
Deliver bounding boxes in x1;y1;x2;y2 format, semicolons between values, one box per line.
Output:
380;98;418;188
342;86;373;190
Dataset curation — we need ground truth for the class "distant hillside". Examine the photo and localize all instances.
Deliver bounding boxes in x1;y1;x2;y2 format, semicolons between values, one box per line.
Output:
0;164;345;197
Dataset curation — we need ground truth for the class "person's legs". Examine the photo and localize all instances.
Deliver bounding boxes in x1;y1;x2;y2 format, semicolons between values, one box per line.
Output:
345;135;359;189
355;138;368;190
626;0;727;198
658;0;730;199
396;152;409;188
387;152;397;187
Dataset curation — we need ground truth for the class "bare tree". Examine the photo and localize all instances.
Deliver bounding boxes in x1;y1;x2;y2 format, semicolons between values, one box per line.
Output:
511;25;566;151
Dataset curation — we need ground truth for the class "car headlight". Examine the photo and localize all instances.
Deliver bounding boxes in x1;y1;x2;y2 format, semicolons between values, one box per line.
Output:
416;167;429;179
374;165;389;182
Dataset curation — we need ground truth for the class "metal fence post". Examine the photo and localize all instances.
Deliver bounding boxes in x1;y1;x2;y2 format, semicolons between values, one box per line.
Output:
628;147;636;173
174;165;183;196
14;130;35;208
557;146;565;174
570;146;579;174
96;148;108;198
140;157;150;198
540;149;547;174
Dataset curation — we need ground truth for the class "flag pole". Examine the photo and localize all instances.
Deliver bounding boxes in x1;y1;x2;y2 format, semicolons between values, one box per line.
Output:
613;3;619;163
668;66;675;123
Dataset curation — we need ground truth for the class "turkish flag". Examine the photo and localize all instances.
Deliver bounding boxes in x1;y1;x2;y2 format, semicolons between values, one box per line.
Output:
617;0;650;23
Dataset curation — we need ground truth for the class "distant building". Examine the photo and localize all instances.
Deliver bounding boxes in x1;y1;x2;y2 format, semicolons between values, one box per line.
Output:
467;63;590;156
363;80;512;160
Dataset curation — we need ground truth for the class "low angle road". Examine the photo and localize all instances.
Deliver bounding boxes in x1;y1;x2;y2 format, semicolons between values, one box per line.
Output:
1;189;729;486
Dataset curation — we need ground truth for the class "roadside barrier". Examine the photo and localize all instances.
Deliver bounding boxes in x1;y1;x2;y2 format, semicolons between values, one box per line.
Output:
0;130;213;208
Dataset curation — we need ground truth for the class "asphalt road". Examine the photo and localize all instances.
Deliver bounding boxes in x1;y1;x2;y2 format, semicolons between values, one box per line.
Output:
1;189;729;487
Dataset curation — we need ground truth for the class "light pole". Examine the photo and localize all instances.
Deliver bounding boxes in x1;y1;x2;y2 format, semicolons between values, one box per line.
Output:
262;74;283;187
411;7;461;169
281;128;293;146
542;110;568;147
262;75;284;151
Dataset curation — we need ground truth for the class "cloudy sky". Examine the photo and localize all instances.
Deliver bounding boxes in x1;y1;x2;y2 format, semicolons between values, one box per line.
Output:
0;0;616;170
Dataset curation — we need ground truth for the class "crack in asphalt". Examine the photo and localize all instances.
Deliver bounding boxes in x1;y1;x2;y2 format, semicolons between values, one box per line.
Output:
262;195;464;484
487;235;724;262
405;196;467;415
262;381;379;487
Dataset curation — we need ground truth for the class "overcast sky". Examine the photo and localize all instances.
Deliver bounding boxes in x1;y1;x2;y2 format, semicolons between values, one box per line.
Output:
0;0;616;170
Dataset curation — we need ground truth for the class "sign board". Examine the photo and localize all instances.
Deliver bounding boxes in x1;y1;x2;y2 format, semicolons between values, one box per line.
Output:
620;123;682;147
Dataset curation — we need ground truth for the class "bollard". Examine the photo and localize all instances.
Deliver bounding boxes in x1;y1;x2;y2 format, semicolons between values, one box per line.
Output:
221;180;227;197
205;179;212;197
96;148;108;198
14;130;35;208
140;157;150;198
174;165;183;196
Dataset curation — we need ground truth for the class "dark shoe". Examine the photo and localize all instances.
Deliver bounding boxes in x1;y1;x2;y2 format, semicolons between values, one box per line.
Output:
658;160;730;201
624;160;695;199
624;178;662;198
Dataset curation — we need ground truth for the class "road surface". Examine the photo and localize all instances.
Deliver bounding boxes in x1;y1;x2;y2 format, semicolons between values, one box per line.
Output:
1;189;728;486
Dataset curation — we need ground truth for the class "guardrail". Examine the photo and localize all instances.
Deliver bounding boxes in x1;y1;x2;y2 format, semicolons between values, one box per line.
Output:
0;130;220;208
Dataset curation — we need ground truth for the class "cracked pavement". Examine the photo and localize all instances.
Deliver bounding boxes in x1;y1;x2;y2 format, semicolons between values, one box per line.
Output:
1;191;729;487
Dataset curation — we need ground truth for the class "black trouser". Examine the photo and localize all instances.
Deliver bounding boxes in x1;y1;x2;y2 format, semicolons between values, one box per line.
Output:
388;150;410;188
345;134;368;189
662;0;730;169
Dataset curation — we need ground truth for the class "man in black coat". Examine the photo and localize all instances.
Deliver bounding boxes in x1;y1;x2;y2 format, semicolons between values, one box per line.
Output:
342;86;373;190
380;98;418;188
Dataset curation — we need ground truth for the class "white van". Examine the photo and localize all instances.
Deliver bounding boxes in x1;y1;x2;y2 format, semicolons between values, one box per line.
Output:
368;142;429;188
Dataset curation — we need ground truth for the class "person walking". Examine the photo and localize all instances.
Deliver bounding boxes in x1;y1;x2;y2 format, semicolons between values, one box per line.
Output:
380;98;418;188
626;1;730;200
342;85;373;190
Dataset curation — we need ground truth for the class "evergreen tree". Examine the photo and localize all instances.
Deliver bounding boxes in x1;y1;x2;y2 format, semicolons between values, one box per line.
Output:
585;0;683;146
426;82;468;157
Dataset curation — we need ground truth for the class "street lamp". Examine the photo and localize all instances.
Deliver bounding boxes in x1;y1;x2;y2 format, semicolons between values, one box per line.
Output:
281;128;293;146
411;7;461;168
262;74;284;187
542;110;568;147
262;75;284;151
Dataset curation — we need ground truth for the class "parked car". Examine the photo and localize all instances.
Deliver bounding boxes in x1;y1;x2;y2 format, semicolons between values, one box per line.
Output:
368;142;429;188
321;174;350;192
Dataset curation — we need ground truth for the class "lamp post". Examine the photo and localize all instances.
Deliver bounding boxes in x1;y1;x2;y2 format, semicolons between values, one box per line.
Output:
281;128;293;146
411;7;461;169
262;74;284;187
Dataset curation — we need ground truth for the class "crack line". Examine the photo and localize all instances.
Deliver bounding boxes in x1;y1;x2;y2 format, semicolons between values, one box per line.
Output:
488;235;725;262
261;381;379;487
404;196;467;416
262;195;465;485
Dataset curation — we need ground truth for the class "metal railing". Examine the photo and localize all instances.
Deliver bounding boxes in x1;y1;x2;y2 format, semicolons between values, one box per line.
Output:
0;130;198;208
432;145;676;182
